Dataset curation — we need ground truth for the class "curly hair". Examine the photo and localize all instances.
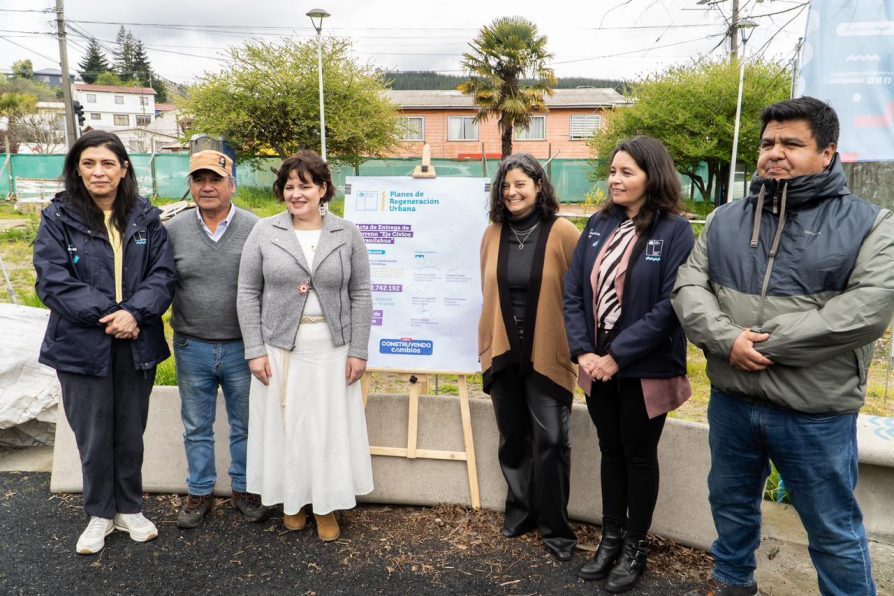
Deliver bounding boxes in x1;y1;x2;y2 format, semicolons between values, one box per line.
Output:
488;153;559;223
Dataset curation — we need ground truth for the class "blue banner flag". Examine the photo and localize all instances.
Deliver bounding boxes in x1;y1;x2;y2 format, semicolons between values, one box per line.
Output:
797;1;894;161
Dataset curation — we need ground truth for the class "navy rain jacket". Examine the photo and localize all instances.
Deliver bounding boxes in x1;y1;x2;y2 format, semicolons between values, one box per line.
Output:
564;209;695;379
33;194;176;377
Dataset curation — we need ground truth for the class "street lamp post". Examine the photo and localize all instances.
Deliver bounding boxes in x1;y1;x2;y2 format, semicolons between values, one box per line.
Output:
727;19;757;203
307;8;330;162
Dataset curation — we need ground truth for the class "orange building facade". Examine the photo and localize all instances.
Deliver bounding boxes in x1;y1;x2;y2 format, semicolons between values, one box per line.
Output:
384;89;630;160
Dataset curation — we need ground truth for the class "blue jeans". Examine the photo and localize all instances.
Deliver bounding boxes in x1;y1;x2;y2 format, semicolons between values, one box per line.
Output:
706;389;875;596
174;334;251;495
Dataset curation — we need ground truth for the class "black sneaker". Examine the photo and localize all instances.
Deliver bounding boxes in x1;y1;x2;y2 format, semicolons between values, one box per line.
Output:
177;494;213;529
232;491;271;523
684;578;759;596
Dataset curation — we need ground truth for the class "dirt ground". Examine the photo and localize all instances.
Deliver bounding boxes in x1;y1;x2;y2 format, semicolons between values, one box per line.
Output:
0;472;714;595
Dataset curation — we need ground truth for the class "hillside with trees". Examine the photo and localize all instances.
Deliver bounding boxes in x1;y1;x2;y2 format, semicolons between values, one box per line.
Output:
384;70;626;91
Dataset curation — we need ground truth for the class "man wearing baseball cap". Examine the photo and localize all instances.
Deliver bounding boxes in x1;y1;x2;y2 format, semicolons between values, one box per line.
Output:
167;150;268;528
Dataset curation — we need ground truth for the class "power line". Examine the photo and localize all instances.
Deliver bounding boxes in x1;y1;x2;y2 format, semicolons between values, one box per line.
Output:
0;34;58;63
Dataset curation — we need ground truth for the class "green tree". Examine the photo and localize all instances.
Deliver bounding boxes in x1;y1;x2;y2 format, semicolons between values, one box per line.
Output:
95;72;140;87
78;37;111;84
0;92;38;155
458;16;556;158
180;37;401;168
114;26;137;81
12;60;34;80
130;40;167;102
0;77;57;101
589;58;791;204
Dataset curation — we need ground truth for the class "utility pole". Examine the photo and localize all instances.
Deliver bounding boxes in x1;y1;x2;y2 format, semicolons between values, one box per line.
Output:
729;0;740;59
790;37;804;98
56;0;78;149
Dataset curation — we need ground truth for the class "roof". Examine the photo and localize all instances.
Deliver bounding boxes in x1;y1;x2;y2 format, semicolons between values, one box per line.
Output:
154;103;177;112
384;88;628;110
74;84;156;95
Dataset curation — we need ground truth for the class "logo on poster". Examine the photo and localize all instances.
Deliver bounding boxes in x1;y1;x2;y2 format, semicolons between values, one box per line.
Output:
380;338;434;355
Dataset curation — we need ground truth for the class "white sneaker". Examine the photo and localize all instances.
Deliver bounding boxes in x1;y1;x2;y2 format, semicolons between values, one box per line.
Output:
113;512;159;542
76;516;114;555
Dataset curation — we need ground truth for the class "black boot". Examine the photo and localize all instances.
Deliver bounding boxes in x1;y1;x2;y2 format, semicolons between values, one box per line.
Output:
578;526;624;581
604;536;647;593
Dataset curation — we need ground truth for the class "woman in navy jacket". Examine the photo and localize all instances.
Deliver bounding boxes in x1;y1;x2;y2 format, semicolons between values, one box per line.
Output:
564;136;694;593
33;131;175;555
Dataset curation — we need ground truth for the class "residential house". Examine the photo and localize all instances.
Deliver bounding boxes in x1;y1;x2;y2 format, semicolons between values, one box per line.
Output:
74;84;156;131
385;88;629;160
1;66;75;88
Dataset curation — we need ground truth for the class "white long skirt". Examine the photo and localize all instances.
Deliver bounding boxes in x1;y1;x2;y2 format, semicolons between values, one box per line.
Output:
245;322;374;515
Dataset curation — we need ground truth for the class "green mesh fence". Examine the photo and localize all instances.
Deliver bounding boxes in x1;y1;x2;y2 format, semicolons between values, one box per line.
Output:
11;154;890;206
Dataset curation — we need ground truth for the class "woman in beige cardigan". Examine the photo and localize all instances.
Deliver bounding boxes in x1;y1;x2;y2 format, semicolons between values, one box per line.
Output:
478;153;581;561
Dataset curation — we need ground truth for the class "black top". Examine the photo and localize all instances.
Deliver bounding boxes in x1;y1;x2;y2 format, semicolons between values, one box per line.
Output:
504;209;543;328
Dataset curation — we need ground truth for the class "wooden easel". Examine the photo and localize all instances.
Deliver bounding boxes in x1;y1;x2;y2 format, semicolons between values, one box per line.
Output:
358;144;480;508
361;370;480;508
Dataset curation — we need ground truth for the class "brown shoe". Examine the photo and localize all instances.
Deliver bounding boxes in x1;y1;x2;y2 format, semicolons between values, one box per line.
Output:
283;508;306;531
314;512;340;542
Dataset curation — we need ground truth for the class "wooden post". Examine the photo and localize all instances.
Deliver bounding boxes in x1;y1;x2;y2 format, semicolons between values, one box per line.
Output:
363;369;481;509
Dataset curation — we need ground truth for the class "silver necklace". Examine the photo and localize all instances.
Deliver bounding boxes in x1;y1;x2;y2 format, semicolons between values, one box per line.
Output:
509;222;540;249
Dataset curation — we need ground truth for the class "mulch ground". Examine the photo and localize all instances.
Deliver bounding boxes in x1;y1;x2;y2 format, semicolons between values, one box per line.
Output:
0;472;713;595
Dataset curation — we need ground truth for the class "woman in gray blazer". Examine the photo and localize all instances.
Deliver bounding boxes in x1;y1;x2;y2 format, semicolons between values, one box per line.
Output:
237;150;373;542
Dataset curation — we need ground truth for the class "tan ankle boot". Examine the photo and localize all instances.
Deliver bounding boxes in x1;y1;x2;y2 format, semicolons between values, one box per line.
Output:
283;507;306;531
314;512;340;542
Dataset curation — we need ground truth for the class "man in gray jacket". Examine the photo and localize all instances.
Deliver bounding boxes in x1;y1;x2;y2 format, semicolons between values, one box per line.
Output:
167;150;268;528
672;97;894;596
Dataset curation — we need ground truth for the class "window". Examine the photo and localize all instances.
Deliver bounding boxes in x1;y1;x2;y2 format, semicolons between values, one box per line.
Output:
140;96;149;106
397;117;424;141
114;95;124;105
447;116;478;141
135;114;151;126
90;113;101;120
86;93;97;103
570;114;602;140
514;116;546;141
113;114;129;126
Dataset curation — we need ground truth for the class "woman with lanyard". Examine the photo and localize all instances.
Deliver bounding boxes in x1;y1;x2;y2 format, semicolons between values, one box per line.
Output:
478;153;581;561
33;130;175;555
564;136;694;593
237;150;373;542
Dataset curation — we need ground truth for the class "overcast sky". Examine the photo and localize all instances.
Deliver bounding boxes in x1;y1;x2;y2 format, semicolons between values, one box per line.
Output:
1;0;809;85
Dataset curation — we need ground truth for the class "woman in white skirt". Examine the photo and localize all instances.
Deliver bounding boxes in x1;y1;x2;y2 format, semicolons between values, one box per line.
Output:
237;150;373;541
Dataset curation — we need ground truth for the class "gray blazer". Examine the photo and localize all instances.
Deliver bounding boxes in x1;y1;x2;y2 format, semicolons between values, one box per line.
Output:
237;211;372;360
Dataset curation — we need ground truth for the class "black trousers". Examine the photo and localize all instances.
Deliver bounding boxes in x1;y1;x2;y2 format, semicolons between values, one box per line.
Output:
490;364;576;555
586;378;666;538
58;339;155;519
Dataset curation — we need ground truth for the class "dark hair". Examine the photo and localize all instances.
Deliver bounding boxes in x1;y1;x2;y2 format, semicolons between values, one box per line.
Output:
600;135;682;233
759;96;839;151
488;153;559;224
61;130;139;235
273;150;335;203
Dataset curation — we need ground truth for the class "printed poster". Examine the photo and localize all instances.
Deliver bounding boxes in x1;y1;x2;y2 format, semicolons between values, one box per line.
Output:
797;0;894;161
344;176;490;373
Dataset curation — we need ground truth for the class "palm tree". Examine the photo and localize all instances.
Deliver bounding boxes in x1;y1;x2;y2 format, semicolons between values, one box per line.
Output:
459;16;557;158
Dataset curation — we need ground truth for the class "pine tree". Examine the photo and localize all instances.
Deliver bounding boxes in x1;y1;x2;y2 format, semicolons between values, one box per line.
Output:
77;38;111;84
114;26;137;81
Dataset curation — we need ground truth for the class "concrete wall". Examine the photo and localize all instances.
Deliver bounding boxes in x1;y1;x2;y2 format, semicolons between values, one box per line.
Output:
51;386;893;550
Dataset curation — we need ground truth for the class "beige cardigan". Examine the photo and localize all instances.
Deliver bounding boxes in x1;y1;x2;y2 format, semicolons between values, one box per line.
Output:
478;216;581;402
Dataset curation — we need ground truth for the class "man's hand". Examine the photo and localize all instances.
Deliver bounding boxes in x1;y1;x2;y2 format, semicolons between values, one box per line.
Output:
729;329;774;372
99;310;139;340
346;357;367;385
249;356;272;385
